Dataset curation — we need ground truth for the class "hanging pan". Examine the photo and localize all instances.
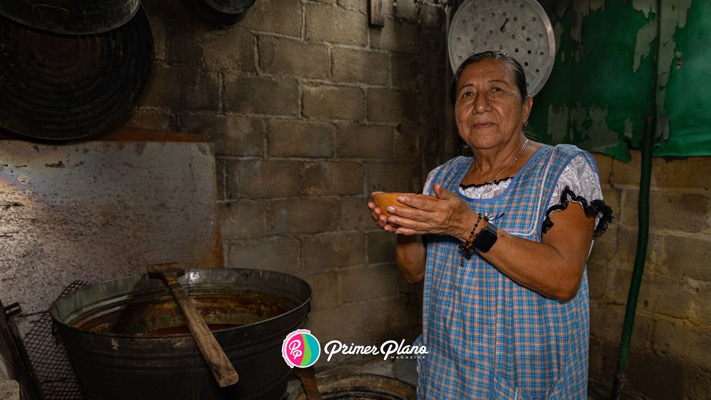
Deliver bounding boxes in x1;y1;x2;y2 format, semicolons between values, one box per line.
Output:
0;0;141;35
0;5;153;141
182;0;256;27
448;0;555;96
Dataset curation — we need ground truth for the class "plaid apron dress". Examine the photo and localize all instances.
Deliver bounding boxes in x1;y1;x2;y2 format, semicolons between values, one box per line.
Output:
416;144;593;399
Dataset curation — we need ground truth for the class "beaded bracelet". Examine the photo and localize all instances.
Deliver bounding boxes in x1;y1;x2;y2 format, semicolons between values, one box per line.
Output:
458;212;484;257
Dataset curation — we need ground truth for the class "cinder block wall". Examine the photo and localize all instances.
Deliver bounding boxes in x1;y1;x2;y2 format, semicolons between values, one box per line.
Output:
588;152;711;399
129;0;448;361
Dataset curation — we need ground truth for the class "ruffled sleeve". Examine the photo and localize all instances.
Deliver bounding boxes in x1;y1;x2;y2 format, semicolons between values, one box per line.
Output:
541;154;613;238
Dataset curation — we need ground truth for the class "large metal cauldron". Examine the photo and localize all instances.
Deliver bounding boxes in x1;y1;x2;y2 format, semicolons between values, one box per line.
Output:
49;268;311;400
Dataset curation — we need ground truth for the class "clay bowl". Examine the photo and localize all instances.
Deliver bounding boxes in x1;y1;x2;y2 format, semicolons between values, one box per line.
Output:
371;192;436;218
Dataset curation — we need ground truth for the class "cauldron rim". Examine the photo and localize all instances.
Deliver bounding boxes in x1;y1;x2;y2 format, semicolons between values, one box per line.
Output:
48;267;312;339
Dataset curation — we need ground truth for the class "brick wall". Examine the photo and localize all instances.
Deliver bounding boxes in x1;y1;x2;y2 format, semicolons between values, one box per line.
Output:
127;0;711;394
129;0;448;364
588;151;711;399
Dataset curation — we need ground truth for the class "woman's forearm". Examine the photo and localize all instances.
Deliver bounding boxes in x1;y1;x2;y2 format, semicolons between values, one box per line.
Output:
396;234;426;283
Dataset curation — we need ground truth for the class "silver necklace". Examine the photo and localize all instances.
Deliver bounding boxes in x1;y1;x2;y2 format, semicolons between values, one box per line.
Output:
491;138;529;183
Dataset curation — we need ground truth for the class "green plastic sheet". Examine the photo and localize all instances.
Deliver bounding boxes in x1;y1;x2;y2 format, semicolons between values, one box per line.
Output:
528;0;711;161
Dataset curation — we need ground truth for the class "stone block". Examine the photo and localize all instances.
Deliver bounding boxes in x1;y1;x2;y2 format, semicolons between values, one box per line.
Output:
362;294;417;335
367;231;397;264
685;368;711;400
270;198;339;234
340;264;400;303
367;162;421;193
240;0;302;37
592;153;613;185
303;84;365;121
224;74;299;116
340;196;376;231
225;159;301;199
590;301;652;353
337;0;366;12
394;0;418;21
299;270;338;312
587;219;617;266
267;119;335;158
227;238;300;273
303;162;364;196
0;380;20;400
392;54;419;90
184;114;264;157
654;319;711;371
625;352;686;400
126;110;176;132
219;200;266;240
636;275;695;319
141;64;220;111
259;36;329;79
332;48;389;85
370;19;420;54
609;150;642;188
337;124;394;159
305;4;367;46
606;226;663;274
200;27;254;72
662;235;711;281
419;3;445;28
694;288;711;326
586;262;607;300
215;159;227;200
652;156;711;189
148;16;167;62
302;232;365;272
612;150;711;190
393;123;425;162
304;302;363;343
366;88;417;123
620;190;710;234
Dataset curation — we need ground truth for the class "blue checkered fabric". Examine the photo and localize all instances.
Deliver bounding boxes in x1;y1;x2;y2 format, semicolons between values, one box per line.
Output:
415;145;594;399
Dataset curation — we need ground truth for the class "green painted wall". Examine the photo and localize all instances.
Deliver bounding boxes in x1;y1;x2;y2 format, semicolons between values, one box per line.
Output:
529;0;711;161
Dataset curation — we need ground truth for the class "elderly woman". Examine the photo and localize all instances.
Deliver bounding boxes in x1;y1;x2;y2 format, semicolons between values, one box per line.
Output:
369;51;612;399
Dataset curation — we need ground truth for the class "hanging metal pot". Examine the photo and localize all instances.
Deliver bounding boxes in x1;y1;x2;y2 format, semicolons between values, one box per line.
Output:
182;0;256;27
0;0;141;35
0;5;153;141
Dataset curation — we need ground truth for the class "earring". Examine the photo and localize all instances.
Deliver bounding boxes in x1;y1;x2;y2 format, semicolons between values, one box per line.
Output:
523;121;529;127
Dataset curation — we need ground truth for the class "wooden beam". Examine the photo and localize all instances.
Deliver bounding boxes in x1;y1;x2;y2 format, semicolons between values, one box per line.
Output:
369;0;384;27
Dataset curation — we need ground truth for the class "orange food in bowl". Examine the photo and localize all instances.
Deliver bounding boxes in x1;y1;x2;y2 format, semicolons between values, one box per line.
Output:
371;192;436;218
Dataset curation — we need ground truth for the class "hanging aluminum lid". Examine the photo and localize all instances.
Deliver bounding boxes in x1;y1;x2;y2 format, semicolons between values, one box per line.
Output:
448;0;555;96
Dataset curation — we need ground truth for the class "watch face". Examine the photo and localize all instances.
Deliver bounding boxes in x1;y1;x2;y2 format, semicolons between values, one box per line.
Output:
474;226;498;253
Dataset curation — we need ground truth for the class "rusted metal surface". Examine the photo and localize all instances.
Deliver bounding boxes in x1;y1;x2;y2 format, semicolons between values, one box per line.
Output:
49;268;312;400
0;137;222;330
0;6;152;140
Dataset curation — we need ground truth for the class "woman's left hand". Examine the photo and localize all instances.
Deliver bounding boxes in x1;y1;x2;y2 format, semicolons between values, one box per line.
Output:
388;183;477;241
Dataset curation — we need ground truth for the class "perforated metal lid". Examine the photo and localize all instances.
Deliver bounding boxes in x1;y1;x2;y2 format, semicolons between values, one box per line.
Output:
448;0;555;96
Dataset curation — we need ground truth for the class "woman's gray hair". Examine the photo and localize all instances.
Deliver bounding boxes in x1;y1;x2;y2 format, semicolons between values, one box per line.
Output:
450;51;529;105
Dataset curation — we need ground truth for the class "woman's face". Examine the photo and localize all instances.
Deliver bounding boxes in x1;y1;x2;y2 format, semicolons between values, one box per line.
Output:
454;58;532;151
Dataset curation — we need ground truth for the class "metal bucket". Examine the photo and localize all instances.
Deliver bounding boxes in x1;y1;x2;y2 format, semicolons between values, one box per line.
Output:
49;268;312;400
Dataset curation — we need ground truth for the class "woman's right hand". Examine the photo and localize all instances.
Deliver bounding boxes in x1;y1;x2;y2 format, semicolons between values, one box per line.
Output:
367;192;398;232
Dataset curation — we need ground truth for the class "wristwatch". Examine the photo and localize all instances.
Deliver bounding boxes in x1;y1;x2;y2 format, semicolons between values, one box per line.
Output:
472;223;498;253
